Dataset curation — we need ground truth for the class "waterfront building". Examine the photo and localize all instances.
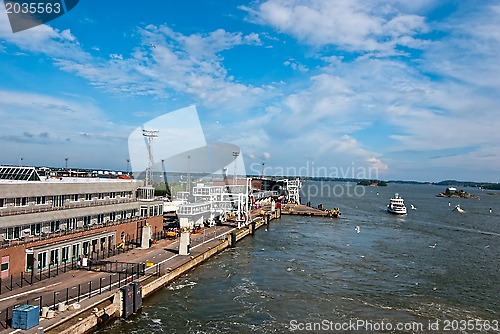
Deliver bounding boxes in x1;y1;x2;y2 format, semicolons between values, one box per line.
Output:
0;165;164;277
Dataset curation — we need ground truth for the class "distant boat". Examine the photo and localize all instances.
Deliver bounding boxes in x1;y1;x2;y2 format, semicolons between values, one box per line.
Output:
387;193;407;215
453;204;465;213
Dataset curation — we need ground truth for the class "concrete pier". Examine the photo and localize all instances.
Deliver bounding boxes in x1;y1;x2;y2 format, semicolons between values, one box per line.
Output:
281;203;341;218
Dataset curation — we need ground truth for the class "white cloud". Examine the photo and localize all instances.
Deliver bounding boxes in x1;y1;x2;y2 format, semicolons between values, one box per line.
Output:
0;7;87;61
283;58;308;72
0;90;130;167
245;0;428;54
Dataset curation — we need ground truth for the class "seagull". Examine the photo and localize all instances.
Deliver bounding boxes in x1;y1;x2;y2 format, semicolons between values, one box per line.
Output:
429;243;437;248
355;225;361;233
411;204;417;210
149;42;157;48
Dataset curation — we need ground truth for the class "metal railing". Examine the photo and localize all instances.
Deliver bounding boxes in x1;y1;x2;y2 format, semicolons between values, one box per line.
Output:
0;197;136;217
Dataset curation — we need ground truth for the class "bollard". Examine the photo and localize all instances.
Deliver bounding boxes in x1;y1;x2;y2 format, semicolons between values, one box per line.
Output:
230;231;236;248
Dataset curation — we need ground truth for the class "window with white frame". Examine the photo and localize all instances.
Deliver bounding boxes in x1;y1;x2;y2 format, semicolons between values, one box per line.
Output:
36;196;46;205
6;226;21;240
50;220;60;232
30;223;41;235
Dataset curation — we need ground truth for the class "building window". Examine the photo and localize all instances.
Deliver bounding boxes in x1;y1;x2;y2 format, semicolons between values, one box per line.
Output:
36;196;46;205
110;192;116;199
37;252;47;270
159;204;163;215
52;195;65;207
30;223;41;236
83;241;90;255
62;246;70;263
72;244;80;260
14;197;28;207
50;220;60;232
140;205;148;217
97;214;104;224
83;216;92;227
72;194;79;202
85;193;92;201
50;249;59;266
68;218;77;230
98;193;105;200
0;198;5;208
6;226;21;240
110;212;116;221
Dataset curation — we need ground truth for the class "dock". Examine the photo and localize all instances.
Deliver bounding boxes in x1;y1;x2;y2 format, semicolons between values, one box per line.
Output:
281;203;341;218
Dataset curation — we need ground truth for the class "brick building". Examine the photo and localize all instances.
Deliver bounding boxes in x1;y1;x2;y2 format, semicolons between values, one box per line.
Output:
0;166;163;276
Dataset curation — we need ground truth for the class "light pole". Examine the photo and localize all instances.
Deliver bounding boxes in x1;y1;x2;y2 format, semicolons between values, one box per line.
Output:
232;151;239;185
187;154;191;193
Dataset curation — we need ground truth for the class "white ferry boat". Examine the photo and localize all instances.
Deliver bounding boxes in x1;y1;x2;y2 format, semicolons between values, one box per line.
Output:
387;193;407;215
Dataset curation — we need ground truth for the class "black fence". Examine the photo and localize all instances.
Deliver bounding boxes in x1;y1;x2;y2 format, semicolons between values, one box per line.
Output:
89;260;146;276
0;267;145;329
0;230;167;297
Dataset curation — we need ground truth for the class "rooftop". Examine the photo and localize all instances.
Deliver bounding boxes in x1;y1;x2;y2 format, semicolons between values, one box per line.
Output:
0;165;136;184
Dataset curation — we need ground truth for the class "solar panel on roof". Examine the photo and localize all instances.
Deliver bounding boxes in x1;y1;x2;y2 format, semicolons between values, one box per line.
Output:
0;166;41;181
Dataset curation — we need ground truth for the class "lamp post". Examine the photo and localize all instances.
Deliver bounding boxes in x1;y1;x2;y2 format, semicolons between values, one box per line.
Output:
232;151;239;185
187;154;191;193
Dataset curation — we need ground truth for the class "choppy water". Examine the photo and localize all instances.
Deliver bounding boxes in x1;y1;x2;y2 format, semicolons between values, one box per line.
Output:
98;182;500;333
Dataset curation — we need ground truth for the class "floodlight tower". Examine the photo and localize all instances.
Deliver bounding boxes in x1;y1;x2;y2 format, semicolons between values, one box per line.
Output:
142;129;159;186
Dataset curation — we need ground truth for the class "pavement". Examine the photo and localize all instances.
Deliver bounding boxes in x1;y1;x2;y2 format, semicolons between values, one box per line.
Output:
0;222;238;333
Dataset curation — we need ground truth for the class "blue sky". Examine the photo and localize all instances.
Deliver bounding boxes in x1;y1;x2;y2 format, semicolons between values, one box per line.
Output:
1;0;500;182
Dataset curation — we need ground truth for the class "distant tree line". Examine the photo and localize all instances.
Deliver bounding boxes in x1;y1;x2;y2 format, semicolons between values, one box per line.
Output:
433;180;500;190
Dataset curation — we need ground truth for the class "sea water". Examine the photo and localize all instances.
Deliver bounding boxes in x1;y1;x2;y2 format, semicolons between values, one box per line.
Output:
97;182;500;333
